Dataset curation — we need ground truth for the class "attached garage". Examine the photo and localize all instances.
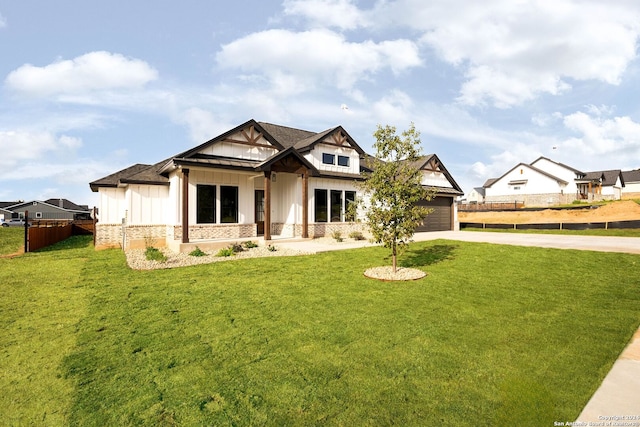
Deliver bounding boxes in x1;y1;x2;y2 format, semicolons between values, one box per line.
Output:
416;195;455;231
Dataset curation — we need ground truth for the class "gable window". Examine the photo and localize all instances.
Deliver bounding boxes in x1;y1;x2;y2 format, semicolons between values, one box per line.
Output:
337;155;350;167
330;190;343;222
314;189;328;222
36;212;43;219
197;185;216;224
221;186;238;223
322;153;335;165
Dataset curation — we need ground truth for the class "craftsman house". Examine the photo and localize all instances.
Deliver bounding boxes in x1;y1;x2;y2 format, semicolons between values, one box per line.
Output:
90;119;463;251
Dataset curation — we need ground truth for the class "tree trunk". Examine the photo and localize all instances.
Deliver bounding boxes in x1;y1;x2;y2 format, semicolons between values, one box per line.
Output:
392;240;397;273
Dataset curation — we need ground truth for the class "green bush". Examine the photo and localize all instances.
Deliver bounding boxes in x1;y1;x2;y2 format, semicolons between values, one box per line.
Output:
267;245;277;252
216;248;234;257
144;247;167;262
189;247;207;257
331;230;343;242
348;231;365;241
243;240;258;249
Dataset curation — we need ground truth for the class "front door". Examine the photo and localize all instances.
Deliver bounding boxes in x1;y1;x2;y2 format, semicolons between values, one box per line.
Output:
255;190;265;236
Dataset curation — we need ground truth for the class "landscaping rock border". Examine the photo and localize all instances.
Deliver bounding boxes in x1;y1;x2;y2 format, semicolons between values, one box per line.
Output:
363;266;426;281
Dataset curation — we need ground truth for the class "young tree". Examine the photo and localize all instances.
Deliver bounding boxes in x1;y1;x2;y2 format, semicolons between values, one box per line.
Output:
360;123;435;273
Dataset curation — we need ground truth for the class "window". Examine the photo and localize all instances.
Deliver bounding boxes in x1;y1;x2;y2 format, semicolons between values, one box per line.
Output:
36;212;43;219
322;153;335;165
197;185;216;223
330;190;343;222
345;191;356;221
220;186;238;223
337;155;350;167
314;189;328;222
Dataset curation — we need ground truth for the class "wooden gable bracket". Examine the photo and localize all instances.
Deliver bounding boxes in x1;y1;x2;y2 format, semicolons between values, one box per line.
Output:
426;158;441;172
222;125;273;148
331;131;348;146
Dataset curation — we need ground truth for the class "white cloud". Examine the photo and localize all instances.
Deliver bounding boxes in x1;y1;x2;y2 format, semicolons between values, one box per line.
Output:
0;12;6;28
369;0;640;107
282;0;369;30
5;51;158;97
0;130;82;169
216;29;421;92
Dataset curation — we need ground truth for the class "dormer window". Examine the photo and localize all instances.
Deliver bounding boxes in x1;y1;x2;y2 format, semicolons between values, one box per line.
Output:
322;153;335;165
337;155;350;167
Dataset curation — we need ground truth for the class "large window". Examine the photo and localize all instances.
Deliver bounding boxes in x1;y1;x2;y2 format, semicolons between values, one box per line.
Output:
345;191;356;221
330;190;343;222
220;186;238;223
197;185;216;224
314;189;328;222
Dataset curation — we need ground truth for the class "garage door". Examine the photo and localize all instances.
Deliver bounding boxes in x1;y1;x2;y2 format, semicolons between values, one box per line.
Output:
416;196;452;231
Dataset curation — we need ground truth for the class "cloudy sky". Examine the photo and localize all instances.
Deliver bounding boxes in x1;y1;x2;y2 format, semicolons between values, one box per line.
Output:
2;0;640;206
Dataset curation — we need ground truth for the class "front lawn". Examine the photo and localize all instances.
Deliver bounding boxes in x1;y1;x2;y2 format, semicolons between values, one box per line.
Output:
1;236;639;425
0;227;24;255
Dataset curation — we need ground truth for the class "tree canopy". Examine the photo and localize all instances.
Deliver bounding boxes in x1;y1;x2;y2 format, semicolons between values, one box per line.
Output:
360;123;435;272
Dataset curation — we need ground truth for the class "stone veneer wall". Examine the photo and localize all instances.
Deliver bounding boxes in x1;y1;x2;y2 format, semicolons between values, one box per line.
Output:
486;192;616;206
125;225;167;249
307;222;369;238
95;223;123;249
172;224;257;241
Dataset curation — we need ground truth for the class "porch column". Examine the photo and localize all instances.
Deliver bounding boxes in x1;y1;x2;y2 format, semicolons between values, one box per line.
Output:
264;171;271;241
302;171;309;238
182;168;190;243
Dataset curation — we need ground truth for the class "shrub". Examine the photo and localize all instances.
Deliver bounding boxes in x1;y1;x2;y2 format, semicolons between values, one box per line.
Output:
243;240;258;249
229;243;244;253
189;247;207;257
216;248;234;257
145;247;167;262
331;230;343;242
267;245;277;252
349;231;365;241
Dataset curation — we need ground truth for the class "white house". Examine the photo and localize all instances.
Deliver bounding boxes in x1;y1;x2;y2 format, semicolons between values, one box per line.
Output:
483;157;624;206
90;120;463;251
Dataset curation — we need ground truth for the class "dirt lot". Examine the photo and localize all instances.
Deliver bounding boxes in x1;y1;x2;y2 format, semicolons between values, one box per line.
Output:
459;200;640;224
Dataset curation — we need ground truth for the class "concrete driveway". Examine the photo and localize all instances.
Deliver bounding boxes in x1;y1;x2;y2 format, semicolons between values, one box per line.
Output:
413;230;640;255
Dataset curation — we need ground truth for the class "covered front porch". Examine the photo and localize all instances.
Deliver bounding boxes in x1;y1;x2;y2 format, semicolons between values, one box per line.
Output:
174;147;318;250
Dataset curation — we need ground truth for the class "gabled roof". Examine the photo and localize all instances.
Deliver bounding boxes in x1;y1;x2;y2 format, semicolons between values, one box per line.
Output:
530;156;584;175
484;163;568;188
6;200;89;213
255;146;320;176
90;164;156;191
43;198;89;211
360;153;463;195
292;126;366;155
580;170;624;187
413;154;464;195
483;178;498;188
622;169;640;183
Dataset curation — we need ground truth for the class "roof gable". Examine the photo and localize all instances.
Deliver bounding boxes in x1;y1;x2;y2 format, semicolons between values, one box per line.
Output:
487;163;568;187
294;126;365;155
622;169;640;183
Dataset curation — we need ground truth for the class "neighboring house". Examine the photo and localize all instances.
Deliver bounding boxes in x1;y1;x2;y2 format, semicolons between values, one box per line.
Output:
465;187;486;204
622;170;640;199
6;199;91;220
90;119;463;251
482;157;624;206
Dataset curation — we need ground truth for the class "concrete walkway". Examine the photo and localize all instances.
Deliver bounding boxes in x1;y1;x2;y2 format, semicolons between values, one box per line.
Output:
277;230;640;419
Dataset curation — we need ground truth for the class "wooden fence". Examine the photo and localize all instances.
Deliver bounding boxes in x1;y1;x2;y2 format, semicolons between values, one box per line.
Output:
22;211;96;252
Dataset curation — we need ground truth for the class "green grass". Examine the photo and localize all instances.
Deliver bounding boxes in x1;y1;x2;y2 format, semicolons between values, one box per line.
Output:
1;236;639;425
0;227;24;255
462;227;640;237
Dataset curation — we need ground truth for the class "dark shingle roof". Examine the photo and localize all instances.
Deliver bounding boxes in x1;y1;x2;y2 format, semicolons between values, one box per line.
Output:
43;199;89;211
622;169;640;183
582;170;624;187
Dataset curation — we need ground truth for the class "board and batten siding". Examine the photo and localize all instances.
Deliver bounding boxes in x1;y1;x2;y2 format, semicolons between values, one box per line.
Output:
305;144;360;175
200;134;278;161
99;188;127;224
188;169;254;225
421;170;453;188
531;158;579;193
127;185;170;225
